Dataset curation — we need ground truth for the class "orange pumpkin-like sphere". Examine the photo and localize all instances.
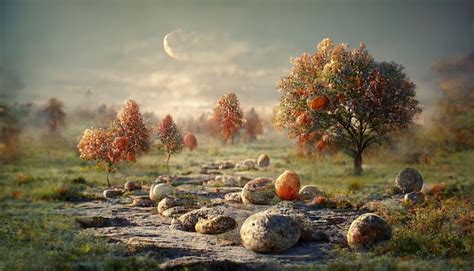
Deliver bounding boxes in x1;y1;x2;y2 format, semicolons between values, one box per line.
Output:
308;96;328;111
275;170;301;201
183;133;198;151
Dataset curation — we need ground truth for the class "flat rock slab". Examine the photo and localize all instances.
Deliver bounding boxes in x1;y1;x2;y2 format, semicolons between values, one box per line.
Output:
73;198;362;270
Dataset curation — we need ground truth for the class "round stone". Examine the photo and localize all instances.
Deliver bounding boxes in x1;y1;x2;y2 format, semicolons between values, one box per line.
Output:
224;192;243;203
275;170;301;201
395;168;424;193
240;212;301;252
299;185;325;201
150;183;176;202
195;215;236;234
347;213;392;249
157;197;178;214
162;206;188;218
404;191;424;205
124;181;141;191
257;154;270;168
103;189;123;199
241;178;275;205
132;196;153;207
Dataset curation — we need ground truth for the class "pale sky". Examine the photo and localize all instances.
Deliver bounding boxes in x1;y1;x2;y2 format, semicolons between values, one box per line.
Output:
1;0;473;118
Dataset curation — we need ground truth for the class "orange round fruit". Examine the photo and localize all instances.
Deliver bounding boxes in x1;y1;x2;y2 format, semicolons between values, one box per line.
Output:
275;170;301;201
183;133;198;151
309;96;328;111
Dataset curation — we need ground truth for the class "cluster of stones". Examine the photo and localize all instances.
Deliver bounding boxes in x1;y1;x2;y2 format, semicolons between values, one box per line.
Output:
201;154;271;174
100;156;428;254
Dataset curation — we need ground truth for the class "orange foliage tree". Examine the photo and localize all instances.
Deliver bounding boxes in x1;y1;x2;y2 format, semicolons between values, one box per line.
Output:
78;100;150;186
0;103;21;163
244;107;263;141
274;38;421;174
211;93;243;143
157;114;183;174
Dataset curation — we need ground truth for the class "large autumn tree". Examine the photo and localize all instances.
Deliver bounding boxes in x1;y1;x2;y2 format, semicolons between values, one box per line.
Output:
78;99;150;186
275;38;421;174
212;93;243;143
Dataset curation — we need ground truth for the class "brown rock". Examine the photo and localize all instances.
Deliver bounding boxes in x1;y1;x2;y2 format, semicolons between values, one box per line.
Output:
195;215;236;234
241;178;275;205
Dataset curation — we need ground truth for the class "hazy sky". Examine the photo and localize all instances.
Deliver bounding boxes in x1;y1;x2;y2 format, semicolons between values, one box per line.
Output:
1;0;473;118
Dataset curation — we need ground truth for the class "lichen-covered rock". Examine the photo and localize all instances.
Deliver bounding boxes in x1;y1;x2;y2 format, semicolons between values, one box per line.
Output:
347;213;392;249
162;206;188;218
171;207;226;231
275;170;301;201
150;183;176;202
157;196;194;214
103;189;123;199
257;154;270;169
224;192;242;203
132;196;153;207
241;178;275;205
158;197;178;214
124;181;141;191
240;212;301;252
299;185;324;201
404;191;424;205
395;168;424;193
195;215;236;234
214;175;239;187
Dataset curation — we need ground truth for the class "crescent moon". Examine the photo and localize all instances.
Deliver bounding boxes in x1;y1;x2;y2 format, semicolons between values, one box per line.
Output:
163;33;181;61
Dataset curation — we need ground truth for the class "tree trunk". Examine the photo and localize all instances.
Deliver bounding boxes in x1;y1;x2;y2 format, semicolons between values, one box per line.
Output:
166;153;171;175
106;165;111;187
353;151;363;176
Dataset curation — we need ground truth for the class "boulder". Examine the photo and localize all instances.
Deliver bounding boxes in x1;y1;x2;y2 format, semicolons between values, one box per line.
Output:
124;181;141;191
195;215;236;234
103;189;123;199
395;168;424;193
404;191;424;205
347;213;392;249
132;196;153;207
257;154;270;169
240;211;301;252
150;183;176;202
162;206;188;218
157;196;194;214
170;207;226;231
224;192;243;203
241;178;276;205
275;170;301;201
299;185;324;201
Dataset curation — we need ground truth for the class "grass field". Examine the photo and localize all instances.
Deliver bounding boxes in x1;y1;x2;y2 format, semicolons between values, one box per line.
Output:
0;135;473;270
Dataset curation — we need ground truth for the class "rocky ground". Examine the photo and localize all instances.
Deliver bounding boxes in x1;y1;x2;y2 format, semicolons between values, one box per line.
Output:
71;174;365;270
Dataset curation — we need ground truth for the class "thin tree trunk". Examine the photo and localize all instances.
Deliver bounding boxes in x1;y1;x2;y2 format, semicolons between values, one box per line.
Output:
166;153;171;175
106;164;111;187
354;151;363;176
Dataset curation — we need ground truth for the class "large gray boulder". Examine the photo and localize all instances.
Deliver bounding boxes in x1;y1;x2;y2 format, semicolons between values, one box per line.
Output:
240;211;301;252
347;213;392;249
395;168;424;193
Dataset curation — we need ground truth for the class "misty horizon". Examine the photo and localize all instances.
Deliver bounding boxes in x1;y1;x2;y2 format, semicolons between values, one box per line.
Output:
1;0;473;120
